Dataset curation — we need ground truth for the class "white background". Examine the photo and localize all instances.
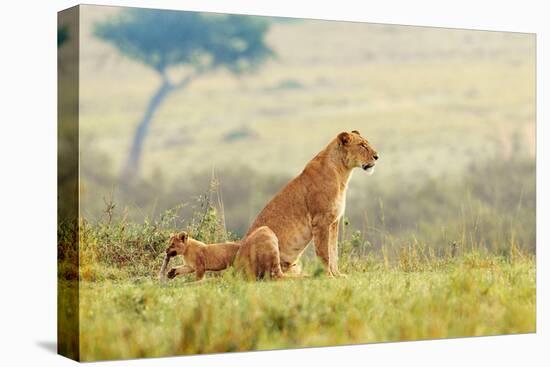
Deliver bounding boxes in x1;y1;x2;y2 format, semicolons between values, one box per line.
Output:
0;0;547;365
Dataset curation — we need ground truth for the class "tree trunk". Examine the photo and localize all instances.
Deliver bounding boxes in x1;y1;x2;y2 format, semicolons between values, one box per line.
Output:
120;78;173;182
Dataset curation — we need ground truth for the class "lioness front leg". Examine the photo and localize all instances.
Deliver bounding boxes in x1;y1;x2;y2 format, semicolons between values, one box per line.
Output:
167;264;195;279
328;220;346;277
313;223;336;277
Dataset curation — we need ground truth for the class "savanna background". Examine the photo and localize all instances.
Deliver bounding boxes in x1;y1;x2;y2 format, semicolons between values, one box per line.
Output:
58;5;535;361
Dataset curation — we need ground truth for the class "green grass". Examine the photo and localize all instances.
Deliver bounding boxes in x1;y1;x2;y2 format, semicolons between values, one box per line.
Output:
56;192;535;361
74;254;535;361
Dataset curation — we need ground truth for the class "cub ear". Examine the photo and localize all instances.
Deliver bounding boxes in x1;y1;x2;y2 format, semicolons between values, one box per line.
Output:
338;132;352;146
177;231;189;241
351;130;361;135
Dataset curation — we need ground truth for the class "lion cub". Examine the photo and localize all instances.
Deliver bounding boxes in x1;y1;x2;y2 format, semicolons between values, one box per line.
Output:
234;226;285;280
160;232;240;282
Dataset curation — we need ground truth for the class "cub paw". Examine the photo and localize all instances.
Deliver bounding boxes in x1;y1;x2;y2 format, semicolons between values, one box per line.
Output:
167;268;178;279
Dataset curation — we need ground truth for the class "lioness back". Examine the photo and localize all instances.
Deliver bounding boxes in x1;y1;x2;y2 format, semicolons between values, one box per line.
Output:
246;178;313;267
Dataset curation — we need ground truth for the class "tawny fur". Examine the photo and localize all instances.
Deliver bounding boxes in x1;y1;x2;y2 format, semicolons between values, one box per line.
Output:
160;232;240;282
245;130;378;277
234;226;285;280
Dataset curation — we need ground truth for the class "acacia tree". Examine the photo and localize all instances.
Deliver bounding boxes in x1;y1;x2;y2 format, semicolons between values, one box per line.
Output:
95;9;272;181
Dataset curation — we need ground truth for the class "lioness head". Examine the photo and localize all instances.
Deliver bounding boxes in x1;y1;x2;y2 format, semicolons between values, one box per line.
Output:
337;130;379;174
165;231;189;258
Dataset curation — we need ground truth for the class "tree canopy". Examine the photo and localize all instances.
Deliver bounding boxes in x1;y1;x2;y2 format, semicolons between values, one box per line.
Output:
58;26;68;47
94;9;273;74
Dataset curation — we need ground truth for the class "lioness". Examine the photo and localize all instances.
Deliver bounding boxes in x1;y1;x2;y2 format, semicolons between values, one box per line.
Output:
234;226;284;280
245;130;378;277
159;232;240;282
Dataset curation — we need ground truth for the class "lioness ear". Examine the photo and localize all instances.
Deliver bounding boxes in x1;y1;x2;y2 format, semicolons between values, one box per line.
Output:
177;232;188;241
338;132;352;146
351;130;361;135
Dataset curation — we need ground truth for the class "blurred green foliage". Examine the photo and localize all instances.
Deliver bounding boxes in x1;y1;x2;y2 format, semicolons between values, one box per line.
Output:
57;26;68;47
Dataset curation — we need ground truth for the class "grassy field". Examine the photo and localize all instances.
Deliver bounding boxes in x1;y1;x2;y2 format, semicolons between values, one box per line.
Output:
56;200;536;361
73;252;535;361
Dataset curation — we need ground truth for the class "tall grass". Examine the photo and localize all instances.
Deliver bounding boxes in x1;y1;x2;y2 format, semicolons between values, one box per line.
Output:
69;195;536;361
74;254;535;361
69;154;536;282
76;181;232;281
80;153;535;256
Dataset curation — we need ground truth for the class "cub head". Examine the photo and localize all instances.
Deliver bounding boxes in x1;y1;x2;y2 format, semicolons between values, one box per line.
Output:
337;130;379;175
165;231;189;258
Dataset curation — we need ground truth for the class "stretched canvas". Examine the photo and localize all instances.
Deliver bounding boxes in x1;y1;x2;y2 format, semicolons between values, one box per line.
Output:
58;4;536;362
